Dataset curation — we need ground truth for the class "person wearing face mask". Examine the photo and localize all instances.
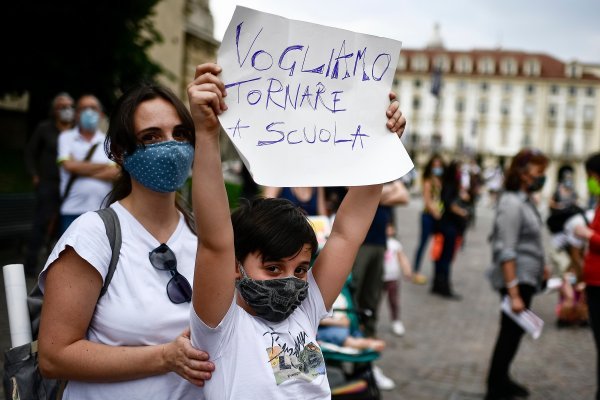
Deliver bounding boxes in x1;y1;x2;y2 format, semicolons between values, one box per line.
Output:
187;63;407;399
573;153;600;400
485;148;550;400
412;153;445;285
38;83;215;399
57;94;119;234
24;92;75;277
546;165;583;278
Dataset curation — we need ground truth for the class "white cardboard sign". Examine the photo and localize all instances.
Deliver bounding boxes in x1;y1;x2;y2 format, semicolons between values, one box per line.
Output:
217;6;413;186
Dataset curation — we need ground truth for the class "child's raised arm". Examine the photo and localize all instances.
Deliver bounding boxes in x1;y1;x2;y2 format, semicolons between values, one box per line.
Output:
188;63;236;327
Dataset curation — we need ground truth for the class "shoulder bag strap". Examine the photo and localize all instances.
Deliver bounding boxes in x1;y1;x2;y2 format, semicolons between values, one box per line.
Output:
61;142;100;203
94;207;122;298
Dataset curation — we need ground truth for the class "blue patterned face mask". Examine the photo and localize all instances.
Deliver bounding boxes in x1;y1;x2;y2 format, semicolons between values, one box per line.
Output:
123;141;194;193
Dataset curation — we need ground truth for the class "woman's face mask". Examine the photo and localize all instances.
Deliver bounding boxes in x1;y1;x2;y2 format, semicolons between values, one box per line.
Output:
58;107;75;123
527;175;546;192
236;262;309;323
432;166;444;177
123;140;194;193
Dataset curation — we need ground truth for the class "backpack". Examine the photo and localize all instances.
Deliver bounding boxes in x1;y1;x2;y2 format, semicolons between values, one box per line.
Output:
3;208;121;400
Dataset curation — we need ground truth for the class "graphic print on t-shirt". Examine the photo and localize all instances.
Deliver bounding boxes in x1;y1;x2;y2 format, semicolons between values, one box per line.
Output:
264;328;326;385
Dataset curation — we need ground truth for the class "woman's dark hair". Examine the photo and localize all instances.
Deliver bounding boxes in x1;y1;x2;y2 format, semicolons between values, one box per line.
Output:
102;82;196;232
504;148;549;192
585;153;600;175
442;160;461;190
422;153;444;180
231;197;318;264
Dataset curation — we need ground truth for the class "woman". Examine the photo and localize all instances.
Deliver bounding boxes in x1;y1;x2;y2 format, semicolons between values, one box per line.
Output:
412;153;444;284
431;160;469;299
574;152;600;400
485;148;549;400
38;83;214;399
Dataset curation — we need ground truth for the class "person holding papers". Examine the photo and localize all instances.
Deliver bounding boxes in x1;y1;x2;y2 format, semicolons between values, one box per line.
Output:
485;148;549;400
187;63;405;399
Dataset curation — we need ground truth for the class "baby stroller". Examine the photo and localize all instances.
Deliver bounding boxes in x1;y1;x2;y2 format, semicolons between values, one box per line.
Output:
318;278;381;400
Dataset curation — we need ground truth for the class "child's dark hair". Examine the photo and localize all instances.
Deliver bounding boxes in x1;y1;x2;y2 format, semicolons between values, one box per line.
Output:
231;197;319;264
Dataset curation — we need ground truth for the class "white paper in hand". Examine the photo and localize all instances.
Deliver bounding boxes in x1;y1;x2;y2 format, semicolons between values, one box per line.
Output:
217;6;413;187
501;296;544;339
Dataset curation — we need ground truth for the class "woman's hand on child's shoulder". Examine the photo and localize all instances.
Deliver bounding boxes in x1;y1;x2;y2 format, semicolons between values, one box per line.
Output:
386;92;406;136
163;328;215;387
187;63;228;134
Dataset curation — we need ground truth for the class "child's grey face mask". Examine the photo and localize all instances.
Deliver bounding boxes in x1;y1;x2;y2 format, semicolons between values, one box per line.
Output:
236;263;309;323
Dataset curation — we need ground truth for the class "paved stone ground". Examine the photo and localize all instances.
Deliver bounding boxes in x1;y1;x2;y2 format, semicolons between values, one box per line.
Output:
0;196;596;399
376;196;596;400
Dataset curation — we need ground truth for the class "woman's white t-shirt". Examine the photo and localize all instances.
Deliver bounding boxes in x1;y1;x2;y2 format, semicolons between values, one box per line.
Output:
39;202;203;400
190;271;331;399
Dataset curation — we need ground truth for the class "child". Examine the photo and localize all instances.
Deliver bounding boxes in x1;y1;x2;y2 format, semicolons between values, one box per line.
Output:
317;285;386;352
383;222;413;336
187;63;406;399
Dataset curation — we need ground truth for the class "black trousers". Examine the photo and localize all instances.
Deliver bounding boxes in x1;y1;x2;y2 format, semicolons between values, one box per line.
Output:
486;284;536;391
587;285;600;400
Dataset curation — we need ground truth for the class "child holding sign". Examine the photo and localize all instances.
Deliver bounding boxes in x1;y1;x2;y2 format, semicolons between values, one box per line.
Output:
188;63;406;399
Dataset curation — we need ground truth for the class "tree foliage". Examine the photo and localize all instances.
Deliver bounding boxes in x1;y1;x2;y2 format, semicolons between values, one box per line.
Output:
0;0;163;128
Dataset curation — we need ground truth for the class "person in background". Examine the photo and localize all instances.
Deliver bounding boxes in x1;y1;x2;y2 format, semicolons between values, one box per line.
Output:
263;186;327;216
485;148;549;400
57;94;119;234
484;156;505;207
431;160;469;299
549;165;578;213
351;179;408;391
317;290;386;352
382;221;412;336
547;165;582;280
38;83;215;398
574;152;600;400
412;154;444;285
24;92;75;277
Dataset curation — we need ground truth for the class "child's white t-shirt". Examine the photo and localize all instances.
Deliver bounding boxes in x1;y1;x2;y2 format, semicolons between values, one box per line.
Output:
383;237;403;282
190;271;331;399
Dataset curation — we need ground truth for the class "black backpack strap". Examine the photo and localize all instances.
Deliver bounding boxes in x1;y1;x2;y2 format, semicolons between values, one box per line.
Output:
95;208;122;298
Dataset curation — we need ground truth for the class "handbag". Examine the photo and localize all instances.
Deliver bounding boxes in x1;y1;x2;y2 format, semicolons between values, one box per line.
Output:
3;208;121;400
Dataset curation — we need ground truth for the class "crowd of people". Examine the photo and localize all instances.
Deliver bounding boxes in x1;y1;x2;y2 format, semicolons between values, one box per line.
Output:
19;62;600;399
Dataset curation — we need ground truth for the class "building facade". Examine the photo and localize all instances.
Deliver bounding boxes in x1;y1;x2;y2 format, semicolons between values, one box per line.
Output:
394;30;600;197
149;0;219;98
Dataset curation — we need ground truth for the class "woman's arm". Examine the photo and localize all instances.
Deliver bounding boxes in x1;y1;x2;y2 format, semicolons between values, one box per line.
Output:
188;63;237;328
501;259;525;313
380;180;409;207
262;186;282;198
38;248;212;385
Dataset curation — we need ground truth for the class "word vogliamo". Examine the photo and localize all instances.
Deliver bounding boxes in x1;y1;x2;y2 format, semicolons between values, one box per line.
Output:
234;22;393;82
